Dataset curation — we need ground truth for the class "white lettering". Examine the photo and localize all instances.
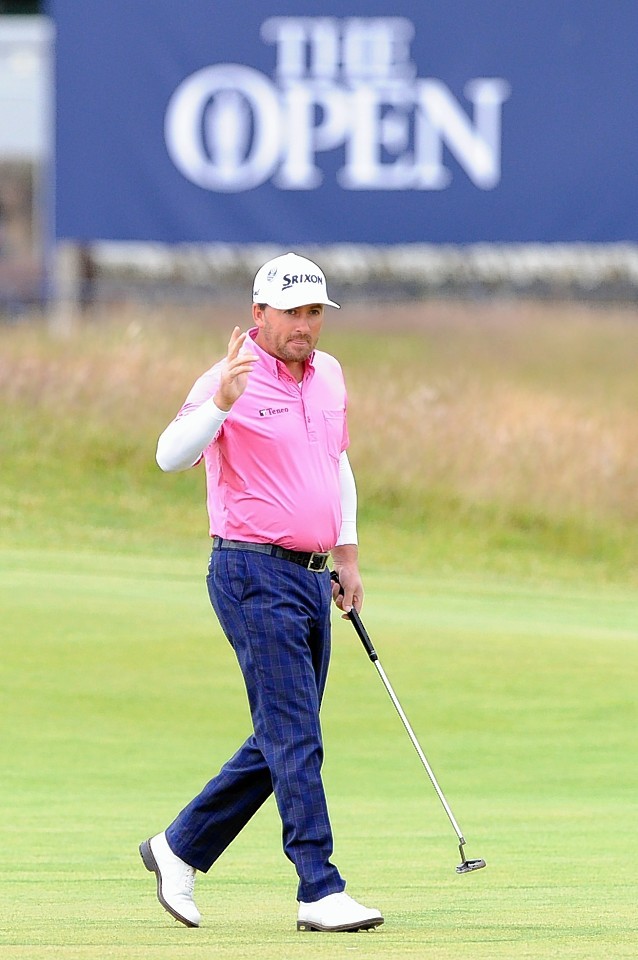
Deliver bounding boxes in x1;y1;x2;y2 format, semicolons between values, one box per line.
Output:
165;64;281;191
338;84;416;189
276;82;349;189
262;17;340;80
417;78;511;189
165;17;510;194
342;18;416;81
262;16;416;81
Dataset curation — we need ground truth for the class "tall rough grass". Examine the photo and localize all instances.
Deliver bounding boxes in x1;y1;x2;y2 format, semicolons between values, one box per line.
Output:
2;299;637;578
334;300;638;526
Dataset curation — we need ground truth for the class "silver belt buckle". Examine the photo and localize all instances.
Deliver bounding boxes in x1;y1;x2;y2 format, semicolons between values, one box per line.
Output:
307;552;328;572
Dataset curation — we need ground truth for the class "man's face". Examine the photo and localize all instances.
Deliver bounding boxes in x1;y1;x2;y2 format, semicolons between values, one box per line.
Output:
253;303;325;365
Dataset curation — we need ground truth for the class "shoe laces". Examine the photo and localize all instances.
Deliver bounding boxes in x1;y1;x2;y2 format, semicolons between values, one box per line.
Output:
179;863;196;897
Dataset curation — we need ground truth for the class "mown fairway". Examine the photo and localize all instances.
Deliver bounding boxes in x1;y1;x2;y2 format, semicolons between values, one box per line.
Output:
1;550;636;959
1;302;637;958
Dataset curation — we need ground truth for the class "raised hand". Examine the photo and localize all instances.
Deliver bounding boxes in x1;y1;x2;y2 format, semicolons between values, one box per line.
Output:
214;327;259;411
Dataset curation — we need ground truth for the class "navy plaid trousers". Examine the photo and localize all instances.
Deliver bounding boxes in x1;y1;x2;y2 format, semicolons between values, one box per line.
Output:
165;547;346;903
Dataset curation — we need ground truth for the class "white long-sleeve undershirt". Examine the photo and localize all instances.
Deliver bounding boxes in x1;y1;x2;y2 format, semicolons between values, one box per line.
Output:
156;401;358;545
335;453;358;546
156;398;227;472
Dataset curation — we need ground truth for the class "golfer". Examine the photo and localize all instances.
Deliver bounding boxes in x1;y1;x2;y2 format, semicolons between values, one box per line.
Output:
140;252;383;933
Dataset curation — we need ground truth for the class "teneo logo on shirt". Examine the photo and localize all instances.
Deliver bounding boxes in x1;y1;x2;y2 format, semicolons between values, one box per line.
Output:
259;406;289;417
165;16;510;193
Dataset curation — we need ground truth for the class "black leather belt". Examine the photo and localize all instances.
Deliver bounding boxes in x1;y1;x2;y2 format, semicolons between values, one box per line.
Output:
212;536;329;572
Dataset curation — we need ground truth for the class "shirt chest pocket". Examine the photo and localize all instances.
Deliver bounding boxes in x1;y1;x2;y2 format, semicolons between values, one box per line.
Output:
322;409;345;461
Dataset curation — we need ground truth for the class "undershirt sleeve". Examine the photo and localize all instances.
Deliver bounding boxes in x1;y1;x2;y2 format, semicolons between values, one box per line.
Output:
335;450;358;546
156;398;229;472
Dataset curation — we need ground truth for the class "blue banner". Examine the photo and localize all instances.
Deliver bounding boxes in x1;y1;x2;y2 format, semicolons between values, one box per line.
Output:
49;1;638;244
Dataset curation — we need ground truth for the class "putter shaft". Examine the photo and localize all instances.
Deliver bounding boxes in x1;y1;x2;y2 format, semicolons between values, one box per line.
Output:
330;573;480;864
366;633;465;845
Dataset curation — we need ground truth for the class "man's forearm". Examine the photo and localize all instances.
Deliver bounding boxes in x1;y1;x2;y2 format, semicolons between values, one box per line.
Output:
156;399;229;472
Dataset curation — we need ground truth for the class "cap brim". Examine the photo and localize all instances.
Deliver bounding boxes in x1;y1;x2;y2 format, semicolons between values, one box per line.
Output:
254;296;341;310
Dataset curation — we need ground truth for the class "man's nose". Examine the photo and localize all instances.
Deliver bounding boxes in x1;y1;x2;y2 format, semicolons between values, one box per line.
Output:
294;313;312;330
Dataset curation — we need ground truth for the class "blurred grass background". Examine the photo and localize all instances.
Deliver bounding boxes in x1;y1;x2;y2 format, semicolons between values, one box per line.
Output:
2;299;637;583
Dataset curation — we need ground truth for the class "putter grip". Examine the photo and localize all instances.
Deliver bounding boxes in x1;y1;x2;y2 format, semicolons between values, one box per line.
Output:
330;571;378;662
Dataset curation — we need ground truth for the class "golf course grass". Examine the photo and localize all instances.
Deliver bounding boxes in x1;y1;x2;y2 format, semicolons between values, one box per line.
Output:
1;303;637;957
1;550;636;958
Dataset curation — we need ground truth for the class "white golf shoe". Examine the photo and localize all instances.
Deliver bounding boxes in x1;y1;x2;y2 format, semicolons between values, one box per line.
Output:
139;832;201;927
297;891;384;932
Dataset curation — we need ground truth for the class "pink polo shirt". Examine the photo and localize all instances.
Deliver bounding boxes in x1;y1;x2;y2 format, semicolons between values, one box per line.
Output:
177;328;349;552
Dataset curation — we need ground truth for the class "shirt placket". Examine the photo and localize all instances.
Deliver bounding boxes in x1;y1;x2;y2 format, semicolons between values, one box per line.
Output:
277;362;318;443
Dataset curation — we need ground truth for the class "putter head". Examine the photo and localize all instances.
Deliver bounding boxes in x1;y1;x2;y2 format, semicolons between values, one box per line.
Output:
456;857;486;874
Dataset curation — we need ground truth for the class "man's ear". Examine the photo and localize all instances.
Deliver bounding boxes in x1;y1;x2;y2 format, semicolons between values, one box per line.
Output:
252;303;266;327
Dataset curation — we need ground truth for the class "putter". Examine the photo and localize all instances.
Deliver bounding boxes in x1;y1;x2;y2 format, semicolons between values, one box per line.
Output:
331;572;486;875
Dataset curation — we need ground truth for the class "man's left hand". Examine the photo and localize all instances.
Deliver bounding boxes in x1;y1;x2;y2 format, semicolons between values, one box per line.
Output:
330;546;364;618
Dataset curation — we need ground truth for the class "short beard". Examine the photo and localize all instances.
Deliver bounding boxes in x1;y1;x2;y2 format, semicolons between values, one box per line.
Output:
264;322;314;362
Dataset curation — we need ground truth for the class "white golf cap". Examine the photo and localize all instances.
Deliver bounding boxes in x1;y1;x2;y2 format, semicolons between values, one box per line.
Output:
252;252;340;310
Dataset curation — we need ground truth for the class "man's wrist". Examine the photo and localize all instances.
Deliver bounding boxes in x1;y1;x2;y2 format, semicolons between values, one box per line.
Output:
213;392;233;412
330;544;359;566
